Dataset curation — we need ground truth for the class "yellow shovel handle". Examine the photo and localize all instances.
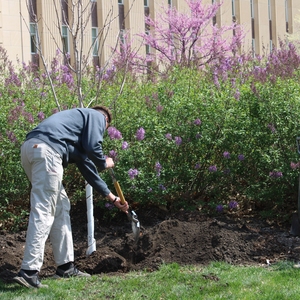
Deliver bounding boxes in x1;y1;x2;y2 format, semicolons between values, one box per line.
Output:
113;180;126;205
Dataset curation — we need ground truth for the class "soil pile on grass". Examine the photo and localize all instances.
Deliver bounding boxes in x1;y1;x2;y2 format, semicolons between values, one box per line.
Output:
1;201;300;283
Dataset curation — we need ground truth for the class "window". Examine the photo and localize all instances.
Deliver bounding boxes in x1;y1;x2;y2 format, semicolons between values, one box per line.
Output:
268;0;272;45
62;25;69;53
120;29;125;46
145;31;150;55
118;0;123;4
144;0;149;7
92;27;99;56
168;0;172;5
285;0;289;32
250;0;254;18
231;0;235;18
30;23;38;53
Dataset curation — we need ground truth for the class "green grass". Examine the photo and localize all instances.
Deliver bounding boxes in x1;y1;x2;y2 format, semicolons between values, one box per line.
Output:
1;261;300;299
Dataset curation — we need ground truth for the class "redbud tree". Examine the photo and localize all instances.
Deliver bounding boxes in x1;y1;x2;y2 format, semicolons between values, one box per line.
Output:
138;0;244;68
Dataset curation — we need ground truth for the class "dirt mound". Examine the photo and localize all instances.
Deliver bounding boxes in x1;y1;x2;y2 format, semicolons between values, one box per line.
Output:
1;204;300;283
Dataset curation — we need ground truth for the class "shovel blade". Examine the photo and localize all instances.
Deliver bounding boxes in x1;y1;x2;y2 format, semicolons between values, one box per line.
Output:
290;212;300;236
127;210;140;243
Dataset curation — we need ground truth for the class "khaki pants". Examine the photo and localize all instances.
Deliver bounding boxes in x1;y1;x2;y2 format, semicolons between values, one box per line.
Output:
20;138;74;271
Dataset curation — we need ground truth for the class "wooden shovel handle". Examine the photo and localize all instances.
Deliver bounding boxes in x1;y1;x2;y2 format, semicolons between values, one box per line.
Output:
113;180;126;205
109;169;126;205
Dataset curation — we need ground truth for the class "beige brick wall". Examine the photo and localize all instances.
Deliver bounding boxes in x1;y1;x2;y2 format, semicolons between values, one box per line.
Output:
124;0;144;57
1;0;30;64
98;0;119;67
0;0;299;66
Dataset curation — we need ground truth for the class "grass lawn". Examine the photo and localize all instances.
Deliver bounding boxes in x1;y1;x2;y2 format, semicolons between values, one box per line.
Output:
1;261;300;299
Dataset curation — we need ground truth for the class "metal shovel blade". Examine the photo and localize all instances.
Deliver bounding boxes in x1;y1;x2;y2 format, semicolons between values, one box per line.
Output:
109;168;141;243
127;210;140;243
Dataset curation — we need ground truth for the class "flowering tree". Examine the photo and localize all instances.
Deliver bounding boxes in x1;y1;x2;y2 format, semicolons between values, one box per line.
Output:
24;0;121;109
139;0;244;68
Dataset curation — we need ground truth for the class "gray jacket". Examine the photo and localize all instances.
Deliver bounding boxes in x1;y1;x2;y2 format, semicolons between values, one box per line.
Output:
26;108;110;197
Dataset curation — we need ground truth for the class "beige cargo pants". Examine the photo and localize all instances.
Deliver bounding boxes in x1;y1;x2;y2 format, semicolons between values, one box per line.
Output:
20;138;74;271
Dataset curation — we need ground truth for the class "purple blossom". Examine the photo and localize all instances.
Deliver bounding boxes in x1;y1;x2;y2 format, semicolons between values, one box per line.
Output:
165;133;172;140
145;96;152;108
136;127;145;141
107;127;122;140
195;133;201;139
228;201;238;209
223;151;230;159
105;202;114;210
37;111;45;121
155;162;162;176
238;154;245;161
6;131;17;143
194;118;201;125
269;171;283;178
148;188;153;192
122;141;129;150
216;204;224;213
22;112;34;124
156;105;163;112
291;162;300;170
128;168;139;180
208;165;217;172
109;150;117;160
159;184;166;191
267;123;276;133
8;105;23;124
175;136;182;146
234;89;240;100
195;163;201;169
152;92;158;100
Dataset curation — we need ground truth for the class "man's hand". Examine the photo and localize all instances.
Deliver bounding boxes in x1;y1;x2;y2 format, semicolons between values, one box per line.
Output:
105;157;115;168
114;197;129;213
106;193;129;213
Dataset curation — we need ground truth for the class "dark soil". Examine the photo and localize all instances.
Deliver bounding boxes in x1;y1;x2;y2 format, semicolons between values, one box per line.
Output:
1;202;300;284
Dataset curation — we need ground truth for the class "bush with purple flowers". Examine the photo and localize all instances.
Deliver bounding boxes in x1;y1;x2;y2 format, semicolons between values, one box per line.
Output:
2;4;300;228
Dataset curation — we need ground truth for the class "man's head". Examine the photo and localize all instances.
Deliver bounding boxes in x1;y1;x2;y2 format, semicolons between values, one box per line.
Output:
92;105;112;125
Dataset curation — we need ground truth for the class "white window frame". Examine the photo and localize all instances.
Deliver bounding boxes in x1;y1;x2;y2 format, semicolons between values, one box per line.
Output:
250;0;254;18
285;0;288;22
62;25;69;53
92;27;99;56
144;0;149;7
30;23;38;54
145;30;150;55
231;0;235;17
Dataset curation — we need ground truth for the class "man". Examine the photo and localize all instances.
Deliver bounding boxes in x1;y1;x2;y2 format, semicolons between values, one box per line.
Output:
13;105;128;288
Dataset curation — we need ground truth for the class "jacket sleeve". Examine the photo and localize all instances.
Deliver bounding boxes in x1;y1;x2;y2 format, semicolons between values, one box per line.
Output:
76;158;111;197
81;111;107;171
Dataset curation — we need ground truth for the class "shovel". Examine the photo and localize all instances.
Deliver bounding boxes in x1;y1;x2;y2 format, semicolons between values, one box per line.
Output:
109;168;140;243
290;137;300;236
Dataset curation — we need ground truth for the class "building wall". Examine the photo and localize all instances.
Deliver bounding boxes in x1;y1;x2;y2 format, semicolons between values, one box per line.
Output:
236;0;252;53
0;0;30;64
0;0;299;67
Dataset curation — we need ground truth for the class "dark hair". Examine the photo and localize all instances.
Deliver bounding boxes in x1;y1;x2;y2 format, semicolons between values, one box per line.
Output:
92;105;112;123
